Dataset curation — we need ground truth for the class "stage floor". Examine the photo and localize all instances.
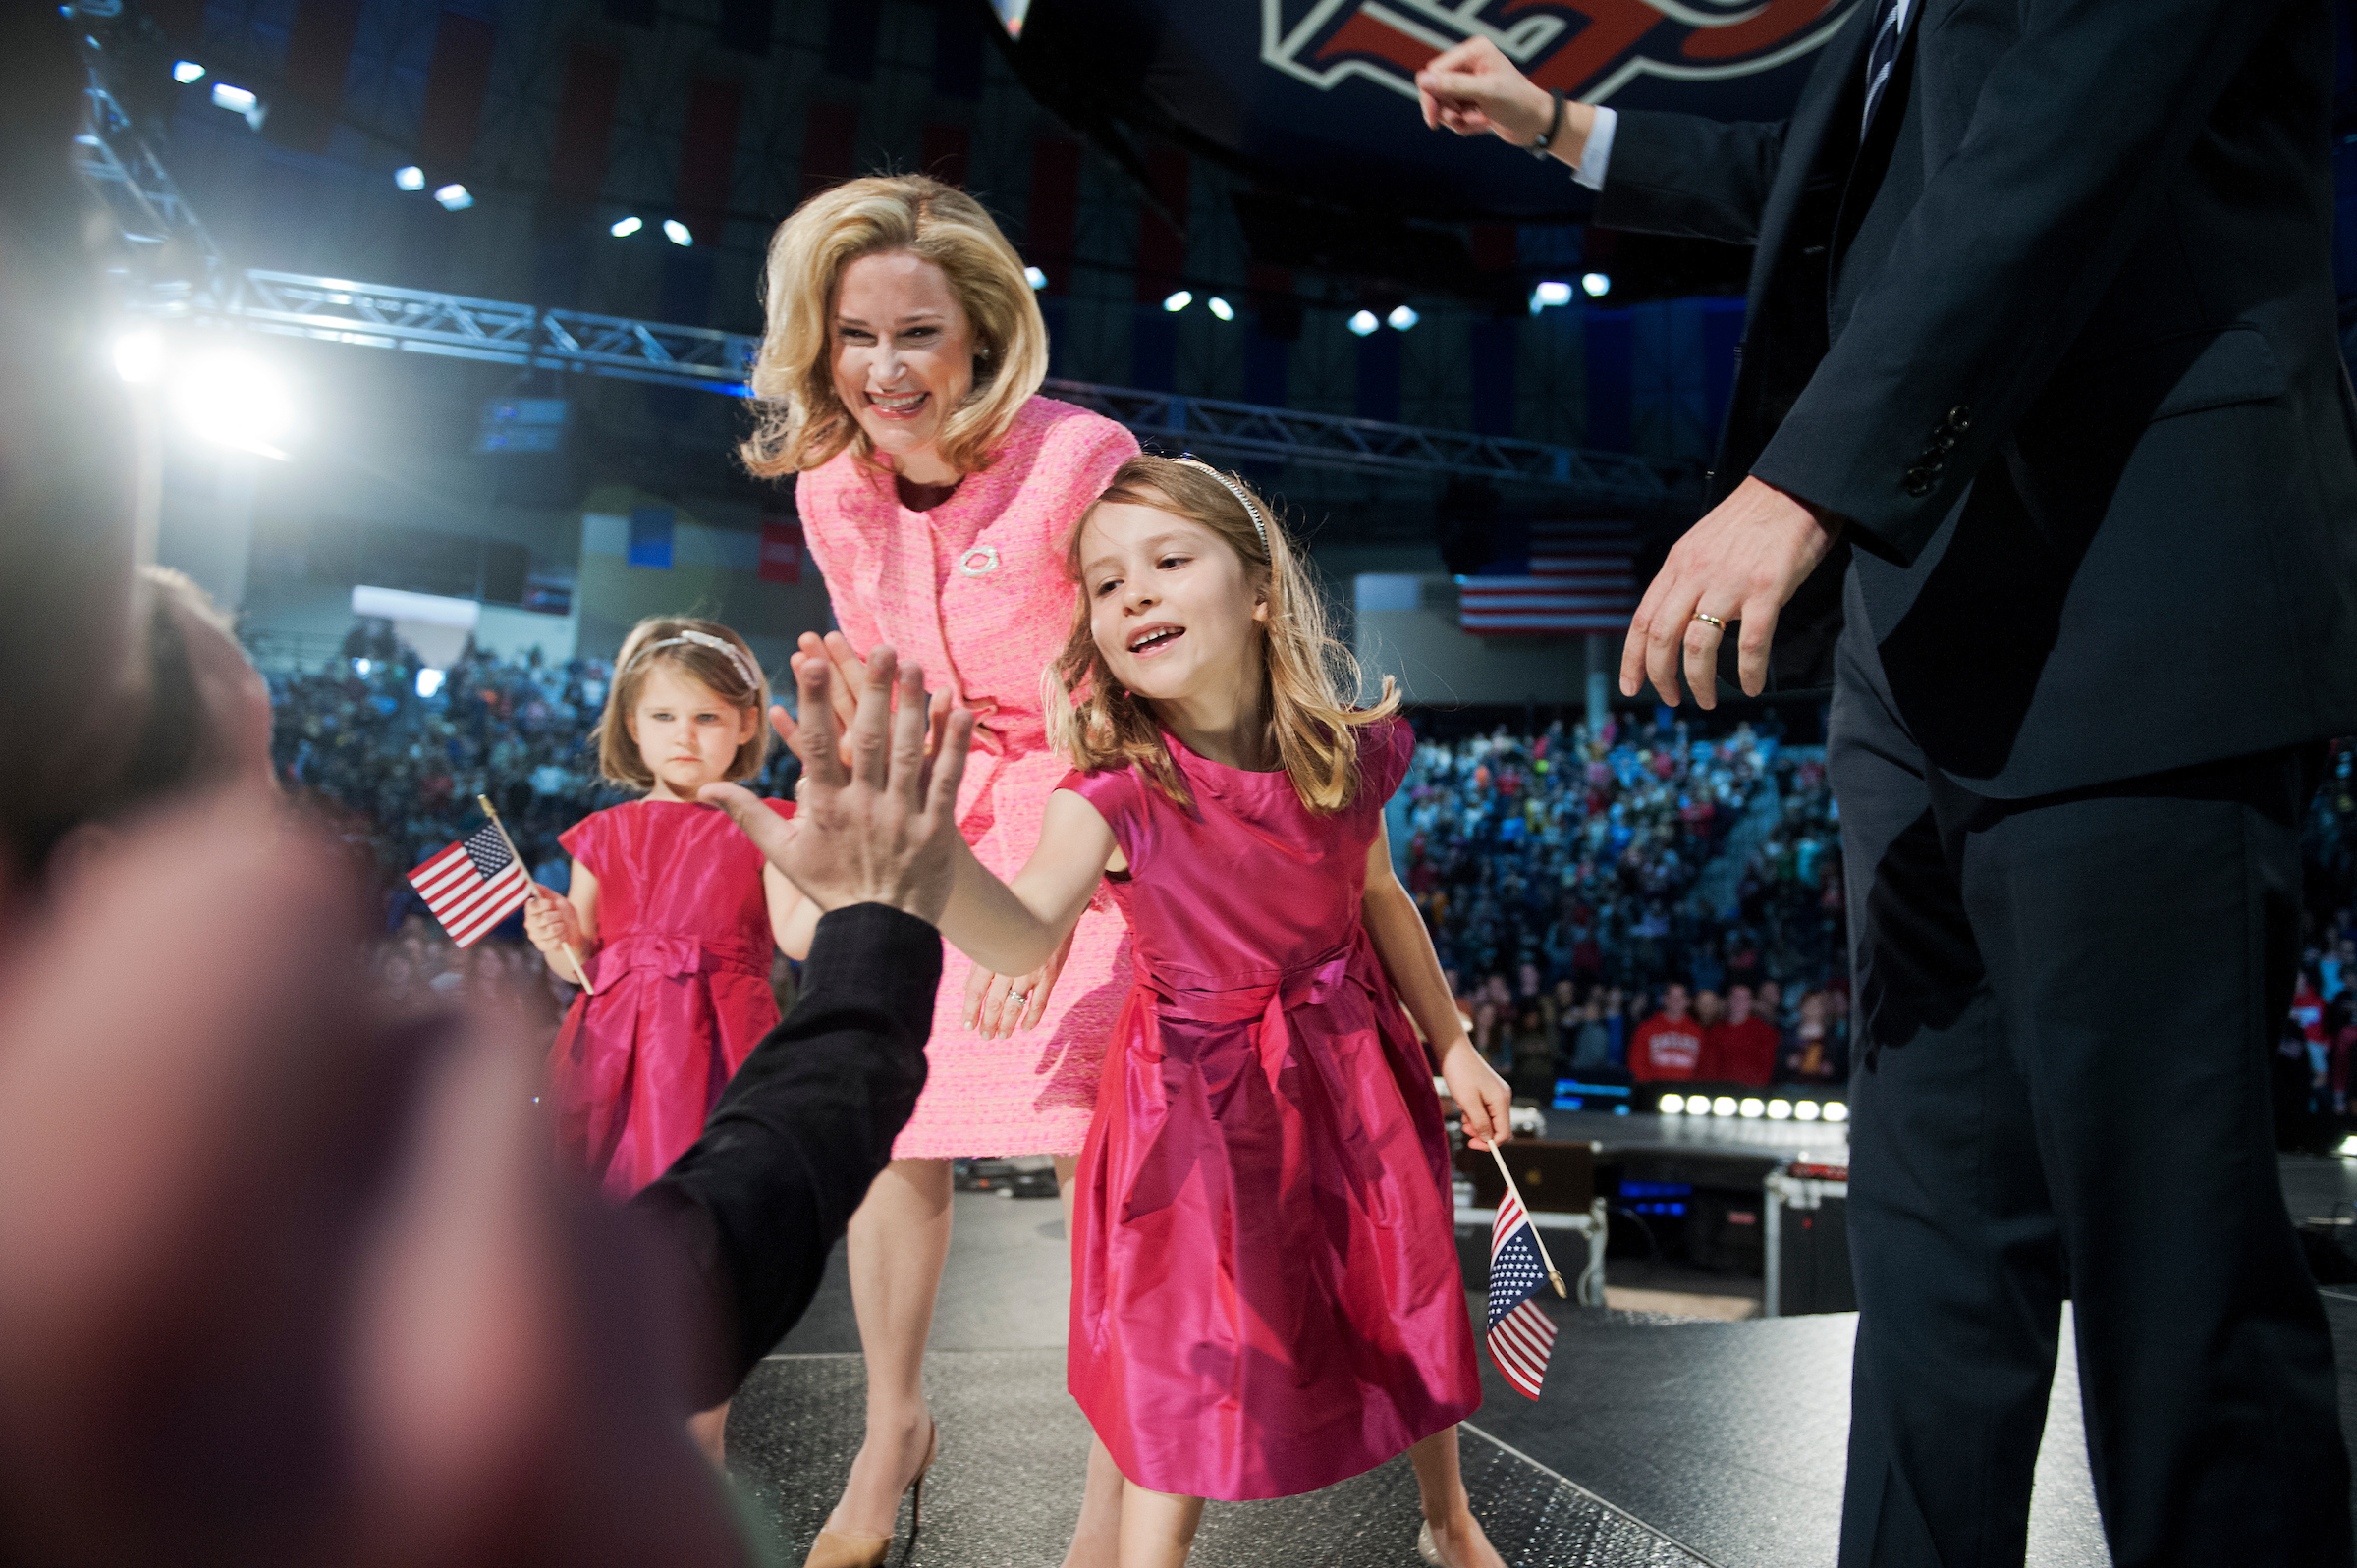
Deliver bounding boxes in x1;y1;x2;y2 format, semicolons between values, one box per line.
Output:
728;1146;2357;1567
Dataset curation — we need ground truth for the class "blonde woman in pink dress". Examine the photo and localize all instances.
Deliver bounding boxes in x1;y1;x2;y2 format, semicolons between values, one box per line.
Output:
740;174;1136;1568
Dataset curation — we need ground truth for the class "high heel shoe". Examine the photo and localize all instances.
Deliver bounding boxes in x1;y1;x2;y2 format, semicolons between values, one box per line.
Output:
801;1421;939;1568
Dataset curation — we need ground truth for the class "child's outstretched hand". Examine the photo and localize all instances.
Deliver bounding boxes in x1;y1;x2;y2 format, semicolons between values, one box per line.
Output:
1438;1040;1514;1151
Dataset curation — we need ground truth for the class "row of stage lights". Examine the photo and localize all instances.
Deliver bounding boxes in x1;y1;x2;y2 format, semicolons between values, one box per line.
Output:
1657;1093;1849;1123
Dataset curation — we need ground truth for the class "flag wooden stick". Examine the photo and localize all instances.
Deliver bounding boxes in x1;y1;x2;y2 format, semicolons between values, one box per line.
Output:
477;795;596;996
1488;1141;1568;1298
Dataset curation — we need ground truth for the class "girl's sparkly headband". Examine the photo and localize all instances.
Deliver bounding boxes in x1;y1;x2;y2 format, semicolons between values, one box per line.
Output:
630;628;762;696
1174;454;1269;550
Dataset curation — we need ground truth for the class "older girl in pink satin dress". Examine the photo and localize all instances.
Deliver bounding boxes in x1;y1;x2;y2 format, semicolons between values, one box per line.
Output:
938;457;1515;1568
739;174;1134;1568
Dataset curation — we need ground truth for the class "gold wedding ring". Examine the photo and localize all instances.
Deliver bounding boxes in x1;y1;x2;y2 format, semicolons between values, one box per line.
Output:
1691;612;1727;628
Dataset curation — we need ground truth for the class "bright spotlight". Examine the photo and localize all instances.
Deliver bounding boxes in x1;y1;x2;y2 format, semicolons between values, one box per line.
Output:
395;165;425;191
1824;1101;1850;1123
112;328;164;385
170;350;296;460
1162;290;1193;312
352;658;372;676
1388;304;1419;331
434;184;473;211
1581;272;1613;297
663;218;691;245
1534;280;1573;307
1794;1101;1822;1122
2340;1134;2357;1159
1767;1100;1793;1120
610;215;643;237
1347;309;1379;337
1711;1096;1737;1117
1207;297;1234;321
1659;1094;1685;1115
172;59;206;83
1024;265;1048;291
210;82;257;114
1739;1098;1765;1119
415;668;446;699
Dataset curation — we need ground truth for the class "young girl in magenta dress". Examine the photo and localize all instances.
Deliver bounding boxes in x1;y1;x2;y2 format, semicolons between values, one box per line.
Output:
524;617;812;1462
936;457;1515;1568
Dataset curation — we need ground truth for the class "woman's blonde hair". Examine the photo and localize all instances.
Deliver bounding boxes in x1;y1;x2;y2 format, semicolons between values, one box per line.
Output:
740;175;1047;479
594;617;771;788
1045;456;1399;816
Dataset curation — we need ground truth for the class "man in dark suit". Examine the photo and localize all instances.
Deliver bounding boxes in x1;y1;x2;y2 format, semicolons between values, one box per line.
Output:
1421;3;2357;1562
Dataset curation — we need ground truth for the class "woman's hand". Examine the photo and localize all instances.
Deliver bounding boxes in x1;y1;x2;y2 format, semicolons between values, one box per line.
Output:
960;926;1074;1039
1438;1038;1515;1151
522;886;582;958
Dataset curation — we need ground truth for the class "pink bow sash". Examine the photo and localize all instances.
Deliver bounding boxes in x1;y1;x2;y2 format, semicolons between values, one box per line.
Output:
589;932;769;988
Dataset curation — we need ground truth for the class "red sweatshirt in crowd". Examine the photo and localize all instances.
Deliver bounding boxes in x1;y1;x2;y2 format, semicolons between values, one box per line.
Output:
1630;1014;1706;1081
1703;1016;1781;1087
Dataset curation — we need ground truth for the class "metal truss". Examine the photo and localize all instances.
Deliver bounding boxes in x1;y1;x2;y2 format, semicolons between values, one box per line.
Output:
166;269;1671;497
1039;381;1672;501
74;68;231;305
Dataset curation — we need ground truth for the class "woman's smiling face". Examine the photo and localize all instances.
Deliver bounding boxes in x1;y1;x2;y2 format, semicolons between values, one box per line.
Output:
830;249;975;480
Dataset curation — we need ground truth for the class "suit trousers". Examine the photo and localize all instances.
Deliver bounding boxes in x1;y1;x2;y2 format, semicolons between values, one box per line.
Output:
1829;623;2350;1567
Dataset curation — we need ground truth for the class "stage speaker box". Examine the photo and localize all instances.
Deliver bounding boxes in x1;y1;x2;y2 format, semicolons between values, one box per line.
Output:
1456;1140;1595;1214
1765;1164;1854;1316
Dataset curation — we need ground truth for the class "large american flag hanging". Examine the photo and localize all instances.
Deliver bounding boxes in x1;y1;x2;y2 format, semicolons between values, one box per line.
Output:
407;825;531;947
1486;1185;1559;1400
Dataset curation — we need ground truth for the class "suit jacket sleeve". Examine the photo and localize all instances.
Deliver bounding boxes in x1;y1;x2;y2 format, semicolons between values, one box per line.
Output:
1590;111;1791;246
633;902;938;1400
1750;0;2296;564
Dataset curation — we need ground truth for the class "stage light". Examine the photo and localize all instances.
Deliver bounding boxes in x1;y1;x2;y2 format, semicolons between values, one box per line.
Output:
1767;1099;1793;1120
1659;1094;1685;1115
434;184;473;211
1738;1098;1765;1119
353;658;372;676
1711;1096;1737;1117
1347;309;1379;337
395;165;425;191
210;82;256;114
2340;1134;2357;1159
1162;290;1192;312
1824;1101;1850;1123
663;219;691;245
610;215;642;237
172;60;205;83
416;668;446;699
1208;297;1234;321
170;349;296;460
1534;280;1574;307
1581;272;1613;297
1025;265;1048;290
1388;304;1419;331
1795;1101;1822;1122
112;328;164;385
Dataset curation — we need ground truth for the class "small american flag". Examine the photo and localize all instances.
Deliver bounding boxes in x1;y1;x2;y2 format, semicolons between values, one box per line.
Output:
408;825;531;947
1486;1184;1559;1399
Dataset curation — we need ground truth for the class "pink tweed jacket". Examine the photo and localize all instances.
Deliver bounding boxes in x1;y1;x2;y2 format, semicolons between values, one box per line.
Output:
796;395;1137;1158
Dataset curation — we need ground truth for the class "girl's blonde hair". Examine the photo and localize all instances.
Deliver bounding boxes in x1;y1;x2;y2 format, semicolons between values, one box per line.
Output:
1045;456;1399;815
595;617;771;787
739;174;1047;479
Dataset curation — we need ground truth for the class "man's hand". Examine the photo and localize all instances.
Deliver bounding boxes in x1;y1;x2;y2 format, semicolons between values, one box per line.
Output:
1415;35;1592;161
1621;475;1843;709
703;645;974;926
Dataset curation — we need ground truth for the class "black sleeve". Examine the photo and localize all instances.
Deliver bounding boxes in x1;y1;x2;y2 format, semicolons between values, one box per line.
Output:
633;903;938;1400
1590;111;1791;246
1750;0;2295;564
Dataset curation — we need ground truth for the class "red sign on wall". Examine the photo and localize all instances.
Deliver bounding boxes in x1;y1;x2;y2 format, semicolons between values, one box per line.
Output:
759;515;803;584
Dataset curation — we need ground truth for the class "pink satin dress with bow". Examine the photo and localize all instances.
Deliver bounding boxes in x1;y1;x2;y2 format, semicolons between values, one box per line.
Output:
545;796;794;1198
796;395;1138;1158
1060;719;1482;1502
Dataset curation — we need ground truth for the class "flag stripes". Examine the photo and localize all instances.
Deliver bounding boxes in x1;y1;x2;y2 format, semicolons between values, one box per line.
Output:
1485;1182;1559;1399
408;825;530;947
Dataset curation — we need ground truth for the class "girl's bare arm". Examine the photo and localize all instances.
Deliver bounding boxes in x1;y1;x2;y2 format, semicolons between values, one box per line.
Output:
937;789;1120;976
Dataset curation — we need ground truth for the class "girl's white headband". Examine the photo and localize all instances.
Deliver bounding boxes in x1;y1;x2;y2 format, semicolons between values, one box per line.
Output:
630;628;762;695
1174;455;1269;550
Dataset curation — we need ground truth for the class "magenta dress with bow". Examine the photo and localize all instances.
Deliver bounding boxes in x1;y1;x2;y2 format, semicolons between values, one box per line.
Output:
1060;719;1481;1501
545;797;794;1198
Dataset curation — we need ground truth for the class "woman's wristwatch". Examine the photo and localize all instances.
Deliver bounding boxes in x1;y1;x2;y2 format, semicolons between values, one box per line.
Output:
1526;87;1567;160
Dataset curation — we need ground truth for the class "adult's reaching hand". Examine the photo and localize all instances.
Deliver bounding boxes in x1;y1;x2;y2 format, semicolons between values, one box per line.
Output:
704;645;973;926
1621;475;1843;709
1414;35;1593;160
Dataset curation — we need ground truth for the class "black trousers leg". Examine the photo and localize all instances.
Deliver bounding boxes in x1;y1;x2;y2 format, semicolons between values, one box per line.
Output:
1832;636;2350;1568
